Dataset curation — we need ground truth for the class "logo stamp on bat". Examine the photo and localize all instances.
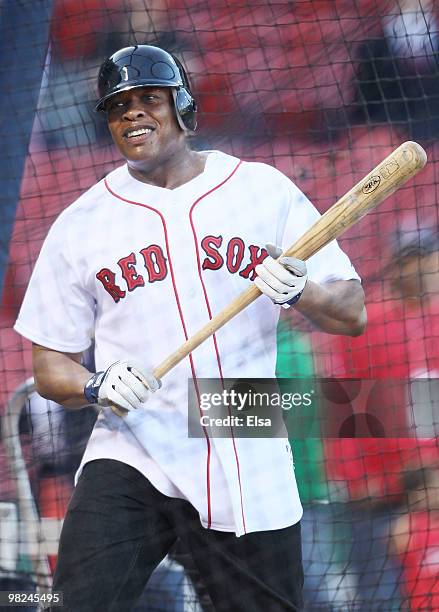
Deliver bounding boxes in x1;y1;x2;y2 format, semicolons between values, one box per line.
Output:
379;160;399;179
362;175;381;194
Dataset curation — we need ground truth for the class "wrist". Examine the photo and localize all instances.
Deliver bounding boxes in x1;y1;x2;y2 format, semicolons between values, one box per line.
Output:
290;278;318;310
84;371;105;404
285;277;308;307
286;288;304;306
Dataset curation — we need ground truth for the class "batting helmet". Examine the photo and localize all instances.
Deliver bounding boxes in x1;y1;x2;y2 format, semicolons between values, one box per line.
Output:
95;45;197;132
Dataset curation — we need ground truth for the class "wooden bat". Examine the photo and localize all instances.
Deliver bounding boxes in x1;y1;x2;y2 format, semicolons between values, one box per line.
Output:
153;140;427;380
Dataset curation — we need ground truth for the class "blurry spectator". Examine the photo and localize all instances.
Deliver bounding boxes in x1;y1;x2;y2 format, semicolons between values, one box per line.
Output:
23;346;97;485
37;0;125;149
317;223;439;610
128;0;173;47
50;0;122;61
393;226;439;294
391;465;439;611
24;394;95;573
390;226;439;378
353;0;439;140
167;0;363;144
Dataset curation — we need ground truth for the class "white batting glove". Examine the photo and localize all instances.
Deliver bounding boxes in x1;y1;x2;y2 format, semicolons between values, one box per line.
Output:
84;360;160;416
254;243;307;308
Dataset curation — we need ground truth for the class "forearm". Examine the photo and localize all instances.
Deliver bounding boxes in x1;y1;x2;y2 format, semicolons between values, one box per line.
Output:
32;343;92;409
294;279;367;336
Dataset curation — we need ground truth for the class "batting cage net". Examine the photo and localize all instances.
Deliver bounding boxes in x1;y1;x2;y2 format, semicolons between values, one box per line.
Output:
0;1;438;611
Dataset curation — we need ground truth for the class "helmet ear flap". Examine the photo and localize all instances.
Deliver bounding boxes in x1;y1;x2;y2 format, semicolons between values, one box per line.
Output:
173;88;197;132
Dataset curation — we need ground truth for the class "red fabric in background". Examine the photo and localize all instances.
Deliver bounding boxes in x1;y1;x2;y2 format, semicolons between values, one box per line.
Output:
318;298;439;501
399;511;439;612
0;146;119;408
50;0;121;59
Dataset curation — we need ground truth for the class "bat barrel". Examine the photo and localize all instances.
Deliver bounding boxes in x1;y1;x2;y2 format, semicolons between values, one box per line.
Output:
283;141;427;261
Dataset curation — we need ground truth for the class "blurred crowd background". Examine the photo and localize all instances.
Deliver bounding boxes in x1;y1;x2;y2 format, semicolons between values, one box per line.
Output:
0;0;438;610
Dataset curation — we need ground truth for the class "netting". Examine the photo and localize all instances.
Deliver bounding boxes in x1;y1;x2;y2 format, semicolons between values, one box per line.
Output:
0;1;438;610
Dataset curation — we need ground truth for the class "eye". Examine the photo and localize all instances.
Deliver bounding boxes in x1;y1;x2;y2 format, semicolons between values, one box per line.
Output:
106;99;126;113
141;94;159;103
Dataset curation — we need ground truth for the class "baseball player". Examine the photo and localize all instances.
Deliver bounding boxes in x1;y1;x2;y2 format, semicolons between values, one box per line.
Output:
14;45;366;612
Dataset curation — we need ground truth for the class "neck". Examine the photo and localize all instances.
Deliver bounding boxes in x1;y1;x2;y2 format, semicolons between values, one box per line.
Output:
127;146;207;189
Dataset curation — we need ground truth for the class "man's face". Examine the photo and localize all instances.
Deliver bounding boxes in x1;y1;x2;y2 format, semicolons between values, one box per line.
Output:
395;251;439;299
105;86;185;170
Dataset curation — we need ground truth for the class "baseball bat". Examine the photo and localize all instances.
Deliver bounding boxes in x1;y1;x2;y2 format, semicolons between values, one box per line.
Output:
153;140;427;380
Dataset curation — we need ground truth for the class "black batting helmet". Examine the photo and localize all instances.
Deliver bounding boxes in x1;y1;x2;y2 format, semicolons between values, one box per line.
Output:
95;45;197;132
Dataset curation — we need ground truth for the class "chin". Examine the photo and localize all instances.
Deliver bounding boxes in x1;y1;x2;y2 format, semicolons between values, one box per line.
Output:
124;148;156;164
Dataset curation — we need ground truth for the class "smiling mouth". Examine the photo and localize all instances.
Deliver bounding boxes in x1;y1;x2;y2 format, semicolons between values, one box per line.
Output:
124;127;154;139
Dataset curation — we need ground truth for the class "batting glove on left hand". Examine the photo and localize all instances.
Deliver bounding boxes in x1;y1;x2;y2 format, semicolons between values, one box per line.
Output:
254;243;307;308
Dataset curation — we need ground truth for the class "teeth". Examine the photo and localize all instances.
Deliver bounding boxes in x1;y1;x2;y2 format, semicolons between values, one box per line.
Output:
127;128;152;138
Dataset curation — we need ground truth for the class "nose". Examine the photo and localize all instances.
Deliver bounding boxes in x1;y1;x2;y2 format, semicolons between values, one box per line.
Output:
122;94;150;120
123;103;146;121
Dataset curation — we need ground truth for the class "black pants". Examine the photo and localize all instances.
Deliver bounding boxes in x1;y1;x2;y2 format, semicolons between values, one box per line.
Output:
52;459;304;612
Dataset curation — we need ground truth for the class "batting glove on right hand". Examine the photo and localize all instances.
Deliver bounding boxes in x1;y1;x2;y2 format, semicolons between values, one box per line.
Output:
254;243;308;308
84;360;160;416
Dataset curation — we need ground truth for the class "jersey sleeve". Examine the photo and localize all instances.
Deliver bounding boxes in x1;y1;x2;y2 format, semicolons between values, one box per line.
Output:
14;215;95;353
280;178;360;284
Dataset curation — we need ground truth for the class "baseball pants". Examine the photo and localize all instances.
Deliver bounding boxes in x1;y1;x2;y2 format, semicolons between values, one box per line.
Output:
50;459;304;612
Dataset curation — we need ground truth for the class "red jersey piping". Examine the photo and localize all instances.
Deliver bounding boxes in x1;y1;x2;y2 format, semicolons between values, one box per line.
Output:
104;177;213;526
188;159;247;534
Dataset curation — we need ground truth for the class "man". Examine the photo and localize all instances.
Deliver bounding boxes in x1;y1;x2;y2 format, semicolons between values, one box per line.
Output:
14;45;366;611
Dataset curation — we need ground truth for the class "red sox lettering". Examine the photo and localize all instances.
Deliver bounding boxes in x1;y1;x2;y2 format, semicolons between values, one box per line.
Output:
96;244;168;303
96;236;268;302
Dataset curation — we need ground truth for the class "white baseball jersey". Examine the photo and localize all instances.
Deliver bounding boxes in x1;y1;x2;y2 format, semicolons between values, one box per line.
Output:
15;150;359;536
